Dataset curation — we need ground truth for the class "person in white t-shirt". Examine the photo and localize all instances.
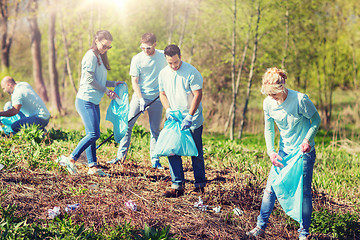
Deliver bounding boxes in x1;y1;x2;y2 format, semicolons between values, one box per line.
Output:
158;44;206;198
109;33;167;169
247;67;321;240
0;76;50;132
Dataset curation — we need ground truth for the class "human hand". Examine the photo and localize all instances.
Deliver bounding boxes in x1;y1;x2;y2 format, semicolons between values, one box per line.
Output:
270;152;284;168
115;81;125;86
166;108;174;120
139;98;146;112
181;114;193;131
300;139;311;153
106;89;119;99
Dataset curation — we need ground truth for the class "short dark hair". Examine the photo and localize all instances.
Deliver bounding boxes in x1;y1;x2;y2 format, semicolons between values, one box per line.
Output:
164;44;181;57
141;33;156;44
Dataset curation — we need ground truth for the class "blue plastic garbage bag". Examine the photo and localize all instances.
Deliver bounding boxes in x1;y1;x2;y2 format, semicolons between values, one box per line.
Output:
154;110;198;158
105;83;129;143
271;148;304;223
0;114;22;135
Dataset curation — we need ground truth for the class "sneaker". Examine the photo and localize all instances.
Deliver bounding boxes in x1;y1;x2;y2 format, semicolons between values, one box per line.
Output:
57;155;77;175
152;160;164;169
246;226;265;238
107;158;120;164
162;188;184;198
88;168;110;177
190;187;205;194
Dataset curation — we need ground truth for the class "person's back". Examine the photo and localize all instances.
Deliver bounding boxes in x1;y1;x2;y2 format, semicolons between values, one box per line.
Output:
11;82;50;119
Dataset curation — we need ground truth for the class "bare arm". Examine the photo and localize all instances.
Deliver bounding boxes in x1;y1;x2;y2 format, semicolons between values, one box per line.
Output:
0;104;21;117
159;91;170;110
131;76;143;99
188;89;202;116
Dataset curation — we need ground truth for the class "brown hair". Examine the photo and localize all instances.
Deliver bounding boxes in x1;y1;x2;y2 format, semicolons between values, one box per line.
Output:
141;33;156;45
90;30;113;70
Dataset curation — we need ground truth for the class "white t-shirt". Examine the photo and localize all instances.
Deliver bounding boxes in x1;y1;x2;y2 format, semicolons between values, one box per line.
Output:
11;82;50;120
159;61;204;130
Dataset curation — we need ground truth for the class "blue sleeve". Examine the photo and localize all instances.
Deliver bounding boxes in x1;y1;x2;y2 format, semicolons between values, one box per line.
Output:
189;68;203;91
305;111;321;142
82;51;97;73
299;94;317;119
129;55;140;77
263;100;276;155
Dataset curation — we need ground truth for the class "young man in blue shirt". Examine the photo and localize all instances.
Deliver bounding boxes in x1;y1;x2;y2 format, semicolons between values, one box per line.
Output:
158;44;206;197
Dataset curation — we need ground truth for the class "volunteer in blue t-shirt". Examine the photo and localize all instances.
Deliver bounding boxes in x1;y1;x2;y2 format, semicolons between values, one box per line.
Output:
109;33;167;169
0;76;50;132
247;67;321;240
62;30;124;176
158;44;206;198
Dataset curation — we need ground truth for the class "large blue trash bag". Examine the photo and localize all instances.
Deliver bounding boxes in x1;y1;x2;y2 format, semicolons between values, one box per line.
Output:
105;83;129;143
0;114;22;135
271;148;304;223
154;110;198;158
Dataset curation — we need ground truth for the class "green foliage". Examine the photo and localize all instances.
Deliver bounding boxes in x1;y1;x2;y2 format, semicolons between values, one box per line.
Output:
133;223;176;240
47;128;84;142
311;209;360;239
107;221;135;240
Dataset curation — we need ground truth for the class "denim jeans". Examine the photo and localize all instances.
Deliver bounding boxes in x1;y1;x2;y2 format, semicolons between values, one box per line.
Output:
70;98;100;167
116;95;162;163
11;116;49;133
168;125;206;190
256;149;316;237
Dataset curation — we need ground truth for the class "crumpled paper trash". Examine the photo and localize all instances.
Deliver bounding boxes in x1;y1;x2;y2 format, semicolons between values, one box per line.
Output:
65;203;80;213
233;208;244;216
48;206;60;219
125;200;137;211
194;196;208;211
0;163;4;170
212;206;221;213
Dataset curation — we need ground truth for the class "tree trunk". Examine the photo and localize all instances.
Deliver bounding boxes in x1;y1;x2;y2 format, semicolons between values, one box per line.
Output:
28;0;48;102
229;0;236;140
224;18;251;134
59;12;77;94
238;4;260;139
167;0;175;44
188;0;201;64
0;0;19;72
48;4;61;113
178;0;190;48
281;5;289;69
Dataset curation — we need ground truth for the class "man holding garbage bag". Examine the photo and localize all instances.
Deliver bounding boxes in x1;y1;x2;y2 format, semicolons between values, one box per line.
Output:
158;44;206;198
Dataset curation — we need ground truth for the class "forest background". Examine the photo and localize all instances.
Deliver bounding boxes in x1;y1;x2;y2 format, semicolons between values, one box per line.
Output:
0;0;359;140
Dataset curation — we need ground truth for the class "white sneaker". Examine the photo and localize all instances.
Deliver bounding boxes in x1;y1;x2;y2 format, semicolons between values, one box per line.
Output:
87;168;110;177
57;155;77;175
246;226;265;238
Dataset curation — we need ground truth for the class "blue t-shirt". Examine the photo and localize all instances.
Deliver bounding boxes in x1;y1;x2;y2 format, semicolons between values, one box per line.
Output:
263;89;318;154
129;49;167;99
77;50;108;104
11;82;50;120
158;61;204;130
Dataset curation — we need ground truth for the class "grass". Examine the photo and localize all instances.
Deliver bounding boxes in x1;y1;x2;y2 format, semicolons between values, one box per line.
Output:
1;123;360;239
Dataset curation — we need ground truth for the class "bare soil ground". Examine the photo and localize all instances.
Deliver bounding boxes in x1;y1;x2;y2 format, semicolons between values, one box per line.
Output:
0;158;351;239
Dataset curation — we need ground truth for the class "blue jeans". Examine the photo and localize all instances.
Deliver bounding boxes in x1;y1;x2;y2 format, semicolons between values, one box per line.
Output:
168;125;206;190
71;98;100;167
116;95;162;163
256;149;316;237
11;116;49;133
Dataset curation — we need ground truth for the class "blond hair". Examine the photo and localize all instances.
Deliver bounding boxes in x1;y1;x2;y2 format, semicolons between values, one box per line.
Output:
261;67;287;95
